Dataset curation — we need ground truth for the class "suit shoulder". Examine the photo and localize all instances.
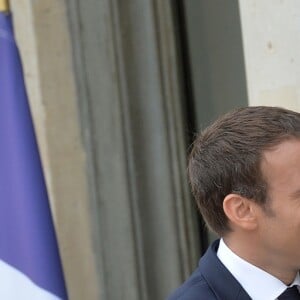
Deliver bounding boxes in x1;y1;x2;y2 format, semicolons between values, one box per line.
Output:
166;269;216;300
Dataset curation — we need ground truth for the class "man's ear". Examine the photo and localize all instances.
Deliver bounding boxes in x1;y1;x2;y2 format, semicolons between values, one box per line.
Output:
223;194;258;231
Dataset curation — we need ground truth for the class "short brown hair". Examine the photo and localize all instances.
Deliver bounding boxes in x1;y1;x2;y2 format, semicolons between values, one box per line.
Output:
188;106;300;235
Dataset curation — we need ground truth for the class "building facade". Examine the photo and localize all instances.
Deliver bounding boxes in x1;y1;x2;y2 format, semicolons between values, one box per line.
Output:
11;0;300;299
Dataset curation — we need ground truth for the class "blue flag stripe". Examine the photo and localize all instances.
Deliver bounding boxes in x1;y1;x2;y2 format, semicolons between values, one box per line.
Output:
0;12;67;299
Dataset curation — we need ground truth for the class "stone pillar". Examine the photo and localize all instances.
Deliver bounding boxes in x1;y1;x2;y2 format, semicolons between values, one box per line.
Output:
67;0;200;299
239;0;300;110
10;0;200;299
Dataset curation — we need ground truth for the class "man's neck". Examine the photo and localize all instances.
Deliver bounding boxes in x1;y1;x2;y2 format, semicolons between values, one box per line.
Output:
217;238;300;300
223;236;298;285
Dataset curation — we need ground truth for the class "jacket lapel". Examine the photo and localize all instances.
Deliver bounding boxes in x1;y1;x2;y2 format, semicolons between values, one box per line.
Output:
199;240;252;300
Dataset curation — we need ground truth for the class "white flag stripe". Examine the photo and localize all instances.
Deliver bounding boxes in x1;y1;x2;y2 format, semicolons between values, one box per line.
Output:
0;259;61;299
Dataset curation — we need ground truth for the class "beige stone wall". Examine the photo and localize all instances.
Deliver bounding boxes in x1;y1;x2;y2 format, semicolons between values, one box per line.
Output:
10;1;100;299
239;0;300;111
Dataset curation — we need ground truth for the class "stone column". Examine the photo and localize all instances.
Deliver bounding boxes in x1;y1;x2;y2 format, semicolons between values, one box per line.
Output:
67;0;200;299
10;0;200;299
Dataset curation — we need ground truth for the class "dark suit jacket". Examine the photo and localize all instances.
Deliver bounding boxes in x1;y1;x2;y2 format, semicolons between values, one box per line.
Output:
167;240;252;300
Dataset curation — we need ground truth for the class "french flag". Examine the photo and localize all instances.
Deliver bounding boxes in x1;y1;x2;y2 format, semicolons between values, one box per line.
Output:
0;10;68;299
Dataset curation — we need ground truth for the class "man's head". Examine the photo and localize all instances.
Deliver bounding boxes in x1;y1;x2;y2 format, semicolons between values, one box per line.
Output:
188;106;300;236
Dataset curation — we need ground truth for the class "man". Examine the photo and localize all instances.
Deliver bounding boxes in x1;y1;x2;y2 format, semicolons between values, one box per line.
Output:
168;106;300;300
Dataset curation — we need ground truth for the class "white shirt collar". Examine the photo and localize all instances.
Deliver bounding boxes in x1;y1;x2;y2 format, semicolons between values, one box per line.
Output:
217;238;300;300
